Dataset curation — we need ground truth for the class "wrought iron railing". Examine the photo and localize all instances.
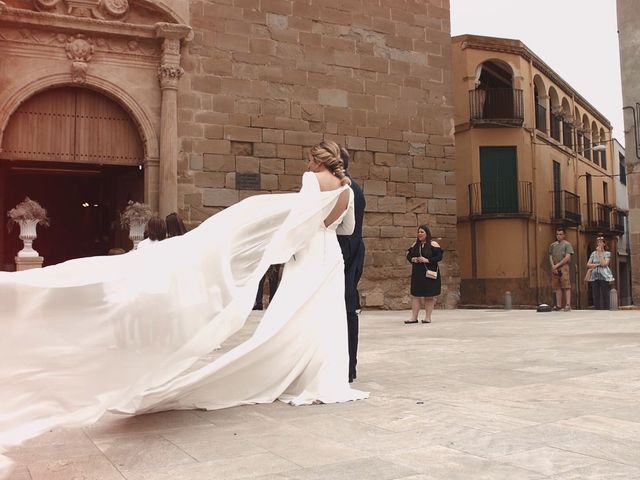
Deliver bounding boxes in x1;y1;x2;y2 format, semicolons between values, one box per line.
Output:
585;202;612;230
551;190;581;224
469;88;524;124
611;209;625;234
469;181;533;216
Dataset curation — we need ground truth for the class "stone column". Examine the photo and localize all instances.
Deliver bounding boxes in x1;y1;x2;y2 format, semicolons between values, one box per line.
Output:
156;23;191;217
617;0;640;304
144;157;160;213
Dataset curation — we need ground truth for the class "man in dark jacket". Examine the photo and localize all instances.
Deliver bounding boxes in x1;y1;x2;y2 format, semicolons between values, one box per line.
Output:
337;147;366;383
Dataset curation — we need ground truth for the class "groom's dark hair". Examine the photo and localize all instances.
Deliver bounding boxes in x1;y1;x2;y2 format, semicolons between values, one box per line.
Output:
339;146;350;172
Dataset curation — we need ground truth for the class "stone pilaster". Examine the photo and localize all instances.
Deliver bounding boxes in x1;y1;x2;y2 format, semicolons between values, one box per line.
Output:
156;22;190;217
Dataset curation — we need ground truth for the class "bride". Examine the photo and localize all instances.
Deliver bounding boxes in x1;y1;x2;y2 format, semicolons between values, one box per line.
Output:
0;140;368;477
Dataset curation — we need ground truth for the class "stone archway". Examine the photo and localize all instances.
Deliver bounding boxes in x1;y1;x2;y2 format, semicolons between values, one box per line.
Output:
0;86;147;269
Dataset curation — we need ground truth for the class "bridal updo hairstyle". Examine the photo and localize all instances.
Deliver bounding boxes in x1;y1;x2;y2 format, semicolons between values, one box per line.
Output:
310;140;351;186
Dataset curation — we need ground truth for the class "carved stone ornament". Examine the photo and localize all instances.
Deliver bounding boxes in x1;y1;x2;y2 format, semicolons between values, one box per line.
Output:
33;0;129;19
158;64;184;89
65;34;94;83
102;0;129;17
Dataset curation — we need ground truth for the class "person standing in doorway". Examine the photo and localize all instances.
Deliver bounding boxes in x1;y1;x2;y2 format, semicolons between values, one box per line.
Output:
337;146;366;384
549;227;574;311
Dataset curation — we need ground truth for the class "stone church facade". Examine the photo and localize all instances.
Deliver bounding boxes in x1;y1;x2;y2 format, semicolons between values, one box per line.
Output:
0;0;458;309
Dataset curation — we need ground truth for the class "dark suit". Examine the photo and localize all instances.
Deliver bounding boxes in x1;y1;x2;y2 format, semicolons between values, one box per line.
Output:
337;178;366;382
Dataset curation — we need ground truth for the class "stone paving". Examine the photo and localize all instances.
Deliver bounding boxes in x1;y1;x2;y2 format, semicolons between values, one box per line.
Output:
6;308;640;480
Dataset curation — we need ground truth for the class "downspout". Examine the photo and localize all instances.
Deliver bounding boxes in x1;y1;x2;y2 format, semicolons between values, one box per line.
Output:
571;93;581;308
528;57;540;305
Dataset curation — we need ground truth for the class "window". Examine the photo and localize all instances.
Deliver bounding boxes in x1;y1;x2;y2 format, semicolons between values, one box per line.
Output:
551;115;562;142
562;122;573;148
620;153;627;185
584;137;591;160
603;182;609;205
552;161;561;219
479;146;518;214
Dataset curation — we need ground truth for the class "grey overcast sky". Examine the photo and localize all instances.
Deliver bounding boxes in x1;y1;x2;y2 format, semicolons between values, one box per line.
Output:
450;0;624;145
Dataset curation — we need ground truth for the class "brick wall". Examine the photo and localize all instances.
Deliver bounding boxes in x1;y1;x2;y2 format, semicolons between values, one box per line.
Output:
177;0;459;309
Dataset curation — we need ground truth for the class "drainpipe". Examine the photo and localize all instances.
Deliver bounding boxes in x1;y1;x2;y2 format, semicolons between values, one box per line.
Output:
571;93;581;309
528;57;541;305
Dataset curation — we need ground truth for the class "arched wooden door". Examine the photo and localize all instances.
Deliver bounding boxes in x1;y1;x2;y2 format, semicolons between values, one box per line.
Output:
1;87;145;270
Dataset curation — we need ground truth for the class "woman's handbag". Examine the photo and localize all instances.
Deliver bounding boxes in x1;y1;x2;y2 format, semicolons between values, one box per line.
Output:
584;268;593;282
425;268;438;280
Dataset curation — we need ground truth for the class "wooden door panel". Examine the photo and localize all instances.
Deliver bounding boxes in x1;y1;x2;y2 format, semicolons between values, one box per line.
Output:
2;88;75;161
2;87;143;165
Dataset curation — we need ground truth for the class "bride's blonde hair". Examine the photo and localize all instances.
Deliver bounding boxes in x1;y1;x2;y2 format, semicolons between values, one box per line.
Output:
309;140;351;186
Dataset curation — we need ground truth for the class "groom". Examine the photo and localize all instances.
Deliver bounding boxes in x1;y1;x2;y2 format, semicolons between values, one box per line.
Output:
337;146;366;383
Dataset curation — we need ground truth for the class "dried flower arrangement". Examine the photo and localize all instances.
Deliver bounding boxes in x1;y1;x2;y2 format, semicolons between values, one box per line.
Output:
120;200;152;228
7;197;50;231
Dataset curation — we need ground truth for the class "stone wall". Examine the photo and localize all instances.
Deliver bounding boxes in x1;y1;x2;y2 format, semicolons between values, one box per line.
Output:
176;0;458;309
617;0;640;306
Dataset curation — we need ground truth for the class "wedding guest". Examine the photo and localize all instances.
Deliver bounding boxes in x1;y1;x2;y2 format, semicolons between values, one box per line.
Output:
166;212;187;238
137;216;166;249
549;228;574;311
405;225;443;324
586;236;614;310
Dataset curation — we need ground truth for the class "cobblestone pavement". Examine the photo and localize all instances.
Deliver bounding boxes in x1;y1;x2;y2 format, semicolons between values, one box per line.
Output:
7;308;640;480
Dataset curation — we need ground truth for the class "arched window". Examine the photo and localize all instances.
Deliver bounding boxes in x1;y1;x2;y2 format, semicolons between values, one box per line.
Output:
574;108;583;153
599;127;607;169
591;122;599;166
533;75;547;132
561;98;572;148
548;87;561;142
470;60;523;125
582;114;591;160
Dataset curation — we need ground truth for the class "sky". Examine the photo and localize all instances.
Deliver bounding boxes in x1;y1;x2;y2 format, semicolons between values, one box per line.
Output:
450;0;624;145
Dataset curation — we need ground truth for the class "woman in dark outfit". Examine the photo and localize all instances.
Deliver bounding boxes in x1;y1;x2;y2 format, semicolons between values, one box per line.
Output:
405;225;443;324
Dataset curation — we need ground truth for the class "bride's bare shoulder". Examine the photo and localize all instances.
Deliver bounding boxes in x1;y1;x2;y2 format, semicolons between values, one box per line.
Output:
314;171;340;191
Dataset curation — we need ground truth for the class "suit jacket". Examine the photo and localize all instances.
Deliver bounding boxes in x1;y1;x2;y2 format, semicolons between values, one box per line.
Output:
337;178;366;312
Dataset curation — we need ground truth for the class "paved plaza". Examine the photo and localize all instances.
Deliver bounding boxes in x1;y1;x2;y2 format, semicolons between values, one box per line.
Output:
7;308;640;480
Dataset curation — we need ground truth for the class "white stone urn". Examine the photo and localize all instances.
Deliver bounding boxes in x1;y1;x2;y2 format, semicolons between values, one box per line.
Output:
129;221;146;250
17;219;40;258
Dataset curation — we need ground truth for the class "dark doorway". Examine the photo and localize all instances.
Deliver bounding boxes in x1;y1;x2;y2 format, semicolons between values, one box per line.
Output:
2;161;143;270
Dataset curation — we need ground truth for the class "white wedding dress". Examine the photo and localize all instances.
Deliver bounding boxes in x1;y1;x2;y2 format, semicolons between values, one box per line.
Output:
0;172;368;478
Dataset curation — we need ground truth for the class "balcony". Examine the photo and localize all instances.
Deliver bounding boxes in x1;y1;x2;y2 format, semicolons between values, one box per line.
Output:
551;190;581;225
469;88;524;126
469;181;533;218
585;202;612;231
611;209;626;234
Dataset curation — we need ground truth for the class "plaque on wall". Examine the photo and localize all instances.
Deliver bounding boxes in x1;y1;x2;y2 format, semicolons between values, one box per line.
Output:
236;172;260;190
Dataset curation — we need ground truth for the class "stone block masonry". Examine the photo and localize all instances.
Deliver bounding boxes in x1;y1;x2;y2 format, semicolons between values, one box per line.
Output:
177;0;458;309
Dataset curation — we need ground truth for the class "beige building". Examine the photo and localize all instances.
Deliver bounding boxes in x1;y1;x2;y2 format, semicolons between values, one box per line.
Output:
452;35;621;308
617;0;640;305
0;0;458;309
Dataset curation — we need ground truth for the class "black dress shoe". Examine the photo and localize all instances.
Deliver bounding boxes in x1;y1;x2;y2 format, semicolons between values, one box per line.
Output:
404;319;418;324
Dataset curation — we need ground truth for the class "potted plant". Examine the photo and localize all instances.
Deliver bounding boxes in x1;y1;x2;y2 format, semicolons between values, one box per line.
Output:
7;196;50;258
120;201;152;249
